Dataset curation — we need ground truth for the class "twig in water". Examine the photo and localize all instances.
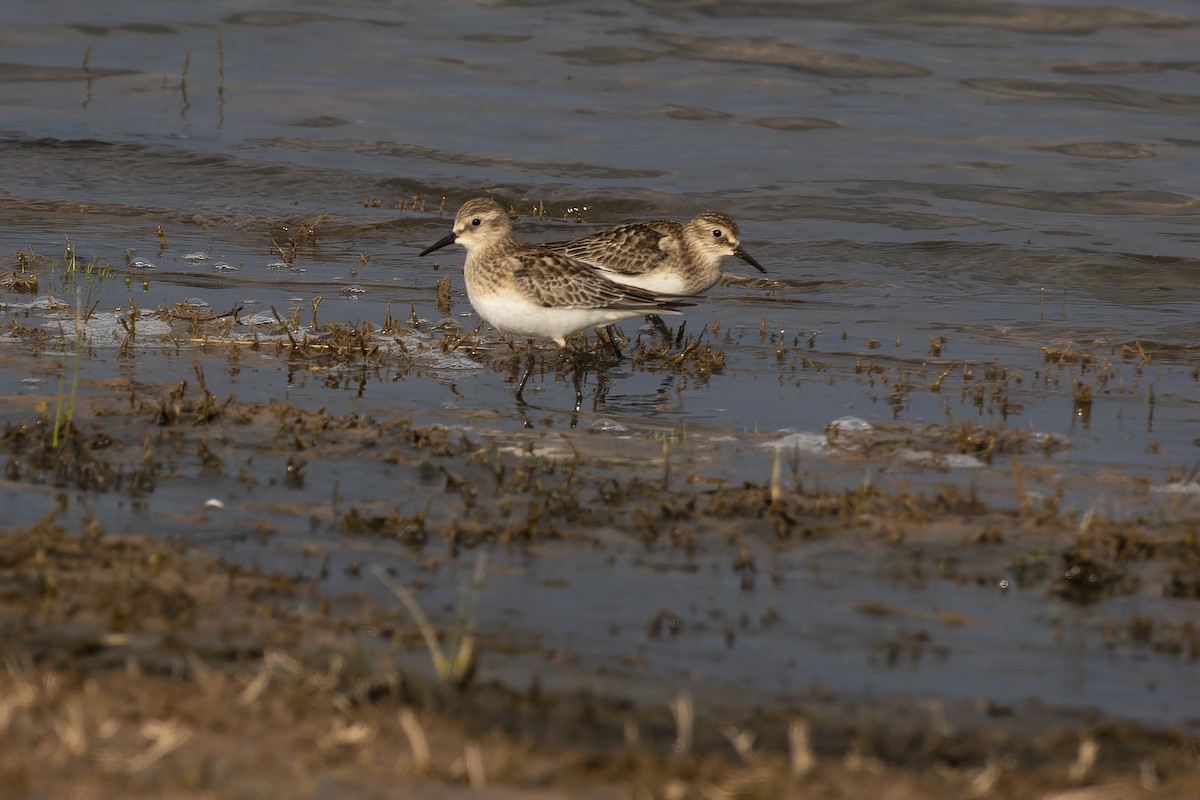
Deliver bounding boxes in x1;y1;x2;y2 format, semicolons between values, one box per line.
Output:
670;692;693;755
789;718;816;778
398;709;431;774
373;549;488;686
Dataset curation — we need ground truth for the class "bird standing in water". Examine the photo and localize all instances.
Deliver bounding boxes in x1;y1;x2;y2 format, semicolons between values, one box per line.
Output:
542;210;764;337
419;197;692;407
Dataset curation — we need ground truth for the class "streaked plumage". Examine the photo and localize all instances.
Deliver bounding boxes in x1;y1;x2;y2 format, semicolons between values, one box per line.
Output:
543;211;765;296
419;197;692;403
420;197;689;346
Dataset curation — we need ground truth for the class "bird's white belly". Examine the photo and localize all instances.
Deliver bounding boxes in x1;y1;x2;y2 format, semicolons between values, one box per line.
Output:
600;265;713;296
468;288;639;345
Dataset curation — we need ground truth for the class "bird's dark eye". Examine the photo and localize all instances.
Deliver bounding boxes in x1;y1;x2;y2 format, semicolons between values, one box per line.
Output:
471;218;482;227
712;229;723;238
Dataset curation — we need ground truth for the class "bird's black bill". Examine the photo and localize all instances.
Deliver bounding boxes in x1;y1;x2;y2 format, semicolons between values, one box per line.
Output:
419;232;457;257
735;247;767;274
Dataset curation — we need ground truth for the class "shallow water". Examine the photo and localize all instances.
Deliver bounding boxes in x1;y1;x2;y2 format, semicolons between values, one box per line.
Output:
3;0;1200;731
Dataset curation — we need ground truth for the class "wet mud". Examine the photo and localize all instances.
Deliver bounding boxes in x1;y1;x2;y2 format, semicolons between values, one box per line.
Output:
3;246;1200;797
3;518;1197;800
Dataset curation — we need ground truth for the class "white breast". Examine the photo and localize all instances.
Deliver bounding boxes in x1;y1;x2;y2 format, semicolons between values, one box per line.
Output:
468;286;648;346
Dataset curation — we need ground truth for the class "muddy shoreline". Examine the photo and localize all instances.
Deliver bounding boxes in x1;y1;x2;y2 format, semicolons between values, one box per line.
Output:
3;516;1198;800
3;368;1199;798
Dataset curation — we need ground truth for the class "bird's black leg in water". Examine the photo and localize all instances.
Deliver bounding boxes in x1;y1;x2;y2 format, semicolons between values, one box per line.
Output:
515;340;536;405
570;349;585;412
601;325;623;360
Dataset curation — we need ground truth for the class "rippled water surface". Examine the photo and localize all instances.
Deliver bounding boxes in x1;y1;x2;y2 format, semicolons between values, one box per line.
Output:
3;0;1200;730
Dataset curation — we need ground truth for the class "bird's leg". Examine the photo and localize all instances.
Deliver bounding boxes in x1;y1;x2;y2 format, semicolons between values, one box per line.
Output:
515;340;535;405
569;348;585;412
601;325;624;360
571;365;583;412
557;343;585;412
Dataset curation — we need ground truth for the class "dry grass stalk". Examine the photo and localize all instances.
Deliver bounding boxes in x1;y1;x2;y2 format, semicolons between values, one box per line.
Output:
788;718;816;778
969;756;1002;797
398;708;431;773
373;550;487;687
464;740;487;789
720;723;755;761
1067;734;1100;783
670;692;693;755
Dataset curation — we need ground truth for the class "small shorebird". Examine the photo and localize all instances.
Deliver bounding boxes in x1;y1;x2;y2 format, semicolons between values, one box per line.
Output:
543;210;766;296
419;197;692;406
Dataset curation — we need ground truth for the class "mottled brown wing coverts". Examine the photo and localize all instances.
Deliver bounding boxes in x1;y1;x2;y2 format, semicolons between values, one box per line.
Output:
502;244;687;311
547;220;686;277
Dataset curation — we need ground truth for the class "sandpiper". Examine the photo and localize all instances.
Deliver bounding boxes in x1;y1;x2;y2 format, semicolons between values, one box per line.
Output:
543;210;766;296
419;197;692;405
